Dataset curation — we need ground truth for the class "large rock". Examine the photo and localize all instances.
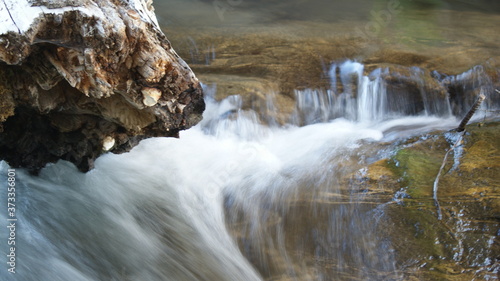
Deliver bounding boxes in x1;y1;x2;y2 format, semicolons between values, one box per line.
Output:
0;0;205;172
357;123;500;280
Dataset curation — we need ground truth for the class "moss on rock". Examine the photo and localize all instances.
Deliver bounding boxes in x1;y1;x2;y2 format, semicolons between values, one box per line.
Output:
362;122;500;280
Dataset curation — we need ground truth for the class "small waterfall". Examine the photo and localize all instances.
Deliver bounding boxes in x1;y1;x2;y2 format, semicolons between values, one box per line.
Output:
1;61;497;281
292;60;464;126
200;85;274;140
442;64;499;117
357;67;388;122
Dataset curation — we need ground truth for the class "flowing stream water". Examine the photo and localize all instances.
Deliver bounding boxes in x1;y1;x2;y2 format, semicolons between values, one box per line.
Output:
1;58;496;280
1;0;500;280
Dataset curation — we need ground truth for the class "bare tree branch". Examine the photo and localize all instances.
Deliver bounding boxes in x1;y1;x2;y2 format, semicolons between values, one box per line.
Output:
457;93;486;132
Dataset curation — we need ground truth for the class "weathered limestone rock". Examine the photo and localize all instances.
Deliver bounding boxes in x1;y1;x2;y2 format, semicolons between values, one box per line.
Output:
0;0;205;171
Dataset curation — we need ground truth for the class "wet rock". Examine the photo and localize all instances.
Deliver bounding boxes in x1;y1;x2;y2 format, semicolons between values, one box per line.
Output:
0;0;205;172
168;30;499;125
167;24;500;102
361;122;500;280
442;61;500;117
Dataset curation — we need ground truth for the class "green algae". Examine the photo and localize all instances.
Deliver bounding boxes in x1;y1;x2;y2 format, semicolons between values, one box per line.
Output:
387;135;448;198
364;122;500;280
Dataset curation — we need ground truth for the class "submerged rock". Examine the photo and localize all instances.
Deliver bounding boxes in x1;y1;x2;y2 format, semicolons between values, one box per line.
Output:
0;0;205;171
360;122;500;280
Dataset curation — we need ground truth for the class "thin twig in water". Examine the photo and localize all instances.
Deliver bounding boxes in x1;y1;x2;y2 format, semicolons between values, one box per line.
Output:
433;93;486;220
457;94;485;132
433;132;464;220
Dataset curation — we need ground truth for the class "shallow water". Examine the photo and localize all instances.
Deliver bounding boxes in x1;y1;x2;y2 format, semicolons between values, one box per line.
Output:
0;101;458;281
156;0;500;72
1;1;499;280
2;57;497;280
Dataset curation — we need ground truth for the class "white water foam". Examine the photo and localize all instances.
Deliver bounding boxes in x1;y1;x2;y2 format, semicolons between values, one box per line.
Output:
2;61;495;281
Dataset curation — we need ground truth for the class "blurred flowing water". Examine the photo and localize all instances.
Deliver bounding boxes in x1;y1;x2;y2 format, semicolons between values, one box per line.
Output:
1;57;497;280
2;0;500;280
